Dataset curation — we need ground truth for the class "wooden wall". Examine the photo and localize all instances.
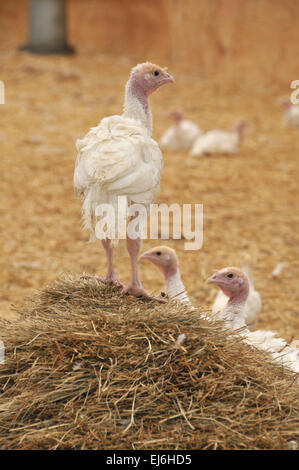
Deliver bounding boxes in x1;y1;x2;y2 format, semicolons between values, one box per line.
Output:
1;0;299;81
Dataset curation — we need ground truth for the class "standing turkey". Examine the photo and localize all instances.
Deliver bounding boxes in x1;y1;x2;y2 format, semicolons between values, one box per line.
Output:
74;62;174;300
190;120;247;156
160;110;202;151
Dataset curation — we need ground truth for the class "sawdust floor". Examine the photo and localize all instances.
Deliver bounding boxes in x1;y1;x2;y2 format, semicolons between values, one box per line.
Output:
0;51;298;342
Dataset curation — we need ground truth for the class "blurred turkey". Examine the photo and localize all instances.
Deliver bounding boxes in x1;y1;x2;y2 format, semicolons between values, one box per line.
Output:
211;254;261;330
74;62;174;301
207;267;299;374
278;99;299;128
190;120;247;156
160;110;202;151
140;245;194;309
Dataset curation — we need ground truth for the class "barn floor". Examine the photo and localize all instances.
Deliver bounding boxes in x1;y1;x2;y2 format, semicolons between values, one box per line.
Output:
0;51;298;342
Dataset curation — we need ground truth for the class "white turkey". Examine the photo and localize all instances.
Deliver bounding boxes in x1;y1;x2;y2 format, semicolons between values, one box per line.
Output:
160;110;202;151
74;62;174;301
207;267;299;374
140;246;194;308
278;99;299;128
190;120;247;156
211;255;261;330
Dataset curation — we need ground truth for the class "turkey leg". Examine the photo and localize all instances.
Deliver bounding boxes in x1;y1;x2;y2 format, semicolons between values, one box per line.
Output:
81;239;123;287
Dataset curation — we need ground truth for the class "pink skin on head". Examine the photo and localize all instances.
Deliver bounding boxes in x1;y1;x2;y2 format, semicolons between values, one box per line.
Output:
139;246;178;280
207;267;250;306
277;98;292;110
168;110;184;125
140;246;191;306
128;63;174;112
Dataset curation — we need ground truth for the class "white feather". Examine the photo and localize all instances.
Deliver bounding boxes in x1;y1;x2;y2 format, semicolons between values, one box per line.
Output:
74;115;163;244
242;329;299;374
272;262;286;277
165;270;194;309
175;333;186;347
217;300;299;374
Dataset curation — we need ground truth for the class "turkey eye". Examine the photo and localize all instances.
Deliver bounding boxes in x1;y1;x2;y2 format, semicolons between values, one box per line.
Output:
153;70;160;76
227;273;234;278
156;251;161;256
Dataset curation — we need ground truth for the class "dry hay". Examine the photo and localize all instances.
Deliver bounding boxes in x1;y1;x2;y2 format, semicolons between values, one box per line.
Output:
0;276;298;450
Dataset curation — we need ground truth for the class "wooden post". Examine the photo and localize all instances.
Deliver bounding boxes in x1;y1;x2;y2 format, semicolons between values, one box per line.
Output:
20;0;74;54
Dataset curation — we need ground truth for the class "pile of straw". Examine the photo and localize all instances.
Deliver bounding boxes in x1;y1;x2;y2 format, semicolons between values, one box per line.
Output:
0;276;298;450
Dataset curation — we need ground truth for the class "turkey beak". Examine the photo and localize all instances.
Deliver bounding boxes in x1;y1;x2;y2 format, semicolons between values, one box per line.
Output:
206;272;218;285
163;72;175;84
139;251;152;263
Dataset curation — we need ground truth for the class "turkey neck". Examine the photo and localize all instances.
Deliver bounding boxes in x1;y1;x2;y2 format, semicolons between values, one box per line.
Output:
165;268;190;304
220;289;249;332
123;80;152;135
236;126;244;143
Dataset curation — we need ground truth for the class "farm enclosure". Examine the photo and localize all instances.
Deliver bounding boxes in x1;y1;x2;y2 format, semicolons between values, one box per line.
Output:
0;0;298;371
